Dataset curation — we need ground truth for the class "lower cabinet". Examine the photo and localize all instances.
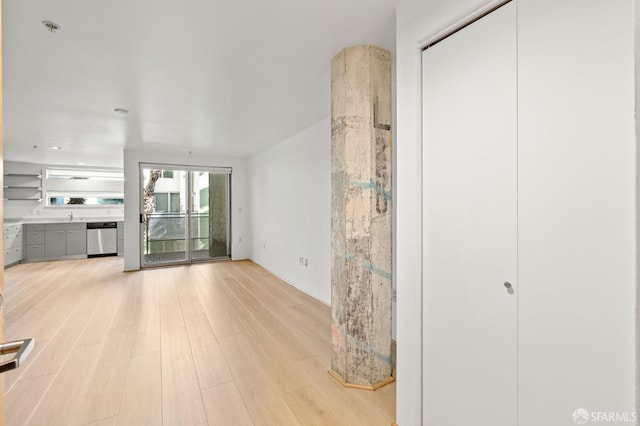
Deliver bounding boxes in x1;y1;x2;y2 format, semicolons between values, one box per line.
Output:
66;227;87;256
45;229;67;258
26;244;45;259
4;224;23;267
24;224;45;260
25;223;87;261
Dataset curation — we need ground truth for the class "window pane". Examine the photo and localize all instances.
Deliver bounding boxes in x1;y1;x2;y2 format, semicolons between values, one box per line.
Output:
199;187;209;209
169;192;180;212
47;196;124;206
155;193;168;212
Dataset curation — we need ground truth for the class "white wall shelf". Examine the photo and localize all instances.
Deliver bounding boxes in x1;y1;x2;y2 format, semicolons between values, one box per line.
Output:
4;171;44;203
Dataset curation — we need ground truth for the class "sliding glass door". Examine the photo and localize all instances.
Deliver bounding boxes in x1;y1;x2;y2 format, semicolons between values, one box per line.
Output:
140;165;230;267
190;171;230;260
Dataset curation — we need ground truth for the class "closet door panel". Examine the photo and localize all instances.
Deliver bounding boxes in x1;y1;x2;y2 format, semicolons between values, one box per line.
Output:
422;3;517;425
517;0;636;424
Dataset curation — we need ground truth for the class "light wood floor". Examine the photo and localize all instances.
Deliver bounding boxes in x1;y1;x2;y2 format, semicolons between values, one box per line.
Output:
3;258;396;425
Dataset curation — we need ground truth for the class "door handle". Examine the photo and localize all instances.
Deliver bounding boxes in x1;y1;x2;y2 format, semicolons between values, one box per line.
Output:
504;281;514;295
0;338;34;373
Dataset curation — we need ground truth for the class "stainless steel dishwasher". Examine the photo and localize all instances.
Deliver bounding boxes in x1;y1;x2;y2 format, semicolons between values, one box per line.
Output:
86;222;118;257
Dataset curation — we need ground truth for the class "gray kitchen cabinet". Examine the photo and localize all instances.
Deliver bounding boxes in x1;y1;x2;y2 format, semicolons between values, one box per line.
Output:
45;229;67;258
25;222;88;261
45;223;87;258
26;244;45;259
66;227;87;256
25;224;44;243
24;224;45;260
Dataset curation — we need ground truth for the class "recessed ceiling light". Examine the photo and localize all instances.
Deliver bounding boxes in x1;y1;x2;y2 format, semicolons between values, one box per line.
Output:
42;21;61;33
114;108;129;114
48;146;62;150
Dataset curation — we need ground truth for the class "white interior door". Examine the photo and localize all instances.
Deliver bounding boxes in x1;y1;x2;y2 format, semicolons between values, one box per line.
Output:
517;0;637;423
421;3;517;425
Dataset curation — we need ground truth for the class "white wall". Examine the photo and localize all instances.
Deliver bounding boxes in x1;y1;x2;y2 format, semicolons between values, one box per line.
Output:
248;118;331;304
249;65;398;338
4;161;124;220
123;149;249;271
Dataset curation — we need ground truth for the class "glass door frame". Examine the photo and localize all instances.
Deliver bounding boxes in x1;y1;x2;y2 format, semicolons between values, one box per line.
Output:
139;162;232;268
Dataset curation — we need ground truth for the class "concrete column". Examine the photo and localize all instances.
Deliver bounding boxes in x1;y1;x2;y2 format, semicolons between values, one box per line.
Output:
330;45;393;390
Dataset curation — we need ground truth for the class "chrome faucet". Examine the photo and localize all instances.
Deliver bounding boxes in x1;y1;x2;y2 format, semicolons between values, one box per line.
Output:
68;212;73;221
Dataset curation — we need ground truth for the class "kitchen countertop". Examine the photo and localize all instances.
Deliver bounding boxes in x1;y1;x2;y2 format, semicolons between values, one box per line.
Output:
4;217;124;225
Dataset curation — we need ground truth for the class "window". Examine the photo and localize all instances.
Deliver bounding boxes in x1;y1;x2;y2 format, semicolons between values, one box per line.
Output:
162;171;174;179
199;187;209;209
44;166;124;208
46;168;124;181
48;193;124;206
154;192;180;212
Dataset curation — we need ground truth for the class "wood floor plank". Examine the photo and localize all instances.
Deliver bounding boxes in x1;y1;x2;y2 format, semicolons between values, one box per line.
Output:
158;272;185;328
5;374;53;426
131;272;161;357
235;381;301;426
233;313;310;394
217;333;272;387
27;343;102;425
86;416;118;426
201;382;254;426
117;351;162;426
131;300;161;357
20;309;95;380
173;266;207;316
192;270;243;338
73;326;136;424
161;324;208;426
74;279;128;348
73;360;129;425
183;313;234;390
282;384;349;426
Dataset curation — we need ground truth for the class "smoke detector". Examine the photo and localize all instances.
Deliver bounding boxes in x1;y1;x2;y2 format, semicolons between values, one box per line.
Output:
42;21;61;33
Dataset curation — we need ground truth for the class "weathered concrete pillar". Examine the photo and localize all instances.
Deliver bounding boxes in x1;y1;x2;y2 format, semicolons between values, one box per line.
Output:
330;45;393;390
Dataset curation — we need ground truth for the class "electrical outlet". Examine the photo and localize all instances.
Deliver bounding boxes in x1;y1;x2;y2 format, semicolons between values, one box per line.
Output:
304;258;308;267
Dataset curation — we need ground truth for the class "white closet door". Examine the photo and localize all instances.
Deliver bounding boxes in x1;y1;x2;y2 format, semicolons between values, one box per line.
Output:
517;0;636;423
422;3;517;425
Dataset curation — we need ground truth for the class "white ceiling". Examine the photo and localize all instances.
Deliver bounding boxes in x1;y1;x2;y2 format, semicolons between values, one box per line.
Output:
3;0;397;168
